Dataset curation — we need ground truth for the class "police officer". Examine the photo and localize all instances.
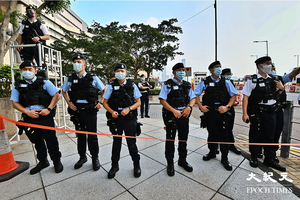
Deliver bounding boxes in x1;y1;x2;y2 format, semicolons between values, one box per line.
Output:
61;55;105;171
221;68;241;155
195;61;238;171
10;60;62;174
242;56;286;171
17;6;50;66
138;74;152;118
159;63;196;176
103;63;142;179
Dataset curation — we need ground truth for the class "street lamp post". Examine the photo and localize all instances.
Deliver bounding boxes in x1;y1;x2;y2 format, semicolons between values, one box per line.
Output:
253;40;268;56
294;55;299;67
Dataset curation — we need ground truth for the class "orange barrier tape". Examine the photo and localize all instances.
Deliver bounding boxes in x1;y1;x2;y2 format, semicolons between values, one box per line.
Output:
1;115;300;146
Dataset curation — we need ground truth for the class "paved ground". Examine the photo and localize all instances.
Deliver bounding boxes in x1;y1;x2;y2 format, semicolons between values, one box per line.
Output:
1;95;300;199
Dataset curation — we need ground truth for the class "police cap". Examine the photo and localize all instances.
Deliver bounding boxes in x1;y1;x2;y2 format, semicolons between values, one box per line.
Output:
20;60;36;69
140;74;145;77
26;6;37;10
222;68;231;75
208;61;221;69
255;56;271;64
114;63;127;71
172;63;184;71
72;55;86;62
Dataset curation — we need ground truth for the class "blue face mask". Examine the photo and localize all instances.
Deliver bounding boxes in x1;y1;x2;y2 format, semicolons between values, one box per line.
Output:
22;71;34;80
73;63;82;72
26;11;34;18
176;71;186;80
213;67;222;76
225;75;231;80
115;72;126;80
269;71;276;75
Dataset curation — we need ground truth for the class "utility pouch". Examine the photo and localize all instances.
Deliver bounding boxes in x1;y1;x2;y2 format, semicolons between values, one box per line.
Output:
200;115;207;128
136;120;143;136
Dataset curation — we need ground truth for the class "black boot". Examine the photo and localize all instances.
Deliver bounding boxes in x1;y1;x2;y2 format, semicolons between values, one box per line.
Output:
178;158;193;172
203;151;216;161
263;158;286;172
257;152;263;159
167;159;174;176
250;155;258;168
221;157;232;171
92;157;100;171
74;156;87;169
274;156;279;163
30;159;50;175
133;161;141;177
229;145;241;155
53;160;63;173
108;162;119;179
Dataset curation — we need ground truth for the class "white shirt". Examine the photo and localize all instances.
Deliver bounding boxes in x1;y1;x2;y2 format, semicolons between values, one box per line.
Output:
19;19;49;35
241;73;276;105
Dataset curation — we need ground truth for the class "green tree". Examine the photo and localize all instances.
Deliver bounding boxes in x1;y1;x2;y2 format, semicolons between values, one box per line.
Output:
0;0;71;64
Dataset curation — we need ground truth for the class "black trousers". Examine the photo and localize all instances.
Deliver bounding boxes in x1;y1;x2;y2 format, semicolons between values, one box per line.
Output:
140;93;149;116
164;113;189;160
273;108;284;152
77;109;99;158
111;115;140;163
249;110;276;159
20;45;41;66
228;107;235;143
26;114;61;162
206;110;229;156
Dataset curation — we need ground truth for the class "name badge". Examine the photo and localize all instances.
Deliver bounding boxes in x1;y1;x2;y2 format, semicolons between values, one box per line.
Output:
73;80;78;83
253;79;257;82
209;82;215;87
20;84;28;87
114;86;120;90
173;86;179;90
259;83;265;87
25;25;29;28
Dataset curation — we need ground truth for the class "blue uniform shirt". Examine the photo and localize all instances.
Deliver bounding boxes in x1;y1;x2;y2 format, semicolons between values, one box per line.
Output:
158;78;196;110
194;76;238;97
61;72;105;103
281;73;292;85
298;93;300;101
10;76;59;110
103;80;142;110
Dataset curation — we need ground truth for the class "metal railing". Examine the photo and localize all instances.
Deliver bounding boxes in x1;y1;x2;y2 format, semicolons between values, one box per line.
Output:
8;43;70;144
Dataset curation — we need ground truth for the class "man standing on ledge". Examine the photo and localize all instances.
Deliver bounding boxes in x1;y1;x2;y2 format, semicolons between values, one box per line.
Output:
17;6;50;66
138;74;152;118
159;62;196;176
242;56;286;172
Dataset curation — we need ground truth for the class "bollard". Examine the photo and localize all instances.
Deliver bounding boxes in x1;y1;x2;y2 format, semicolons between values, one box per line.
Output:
280;101;293;158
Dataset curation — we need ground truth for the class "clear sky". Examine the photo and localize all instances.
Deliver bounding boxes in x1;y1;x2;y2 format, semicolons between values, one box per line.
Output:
70;0;300;78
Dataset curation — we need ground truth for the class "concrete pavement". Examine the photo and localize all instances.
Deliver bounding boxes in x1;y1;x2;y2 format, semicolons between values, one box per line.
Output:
1;96;300;199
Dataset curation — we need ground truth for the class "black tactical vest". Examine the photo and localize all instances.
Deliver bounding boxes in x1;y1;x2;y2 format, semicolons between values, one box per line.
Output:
139;81;150;93
165;79;191;108
202;76;230;106
248;74;277;105
21;19;45;44
15;76;52;107
108;79;136;110
67;73;98;103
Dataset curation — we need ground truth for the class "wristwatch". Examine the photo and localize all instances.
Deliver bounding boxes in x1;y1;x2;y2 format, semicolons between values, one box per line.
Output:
47;107;52;111
129;106;132;111
226;105;231;109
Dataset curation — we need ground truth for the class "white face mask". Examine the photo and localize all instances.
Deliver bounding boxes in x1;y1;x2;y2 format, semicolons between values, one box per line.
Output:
260;64;272;74
73;63;83;72
141;77;145;81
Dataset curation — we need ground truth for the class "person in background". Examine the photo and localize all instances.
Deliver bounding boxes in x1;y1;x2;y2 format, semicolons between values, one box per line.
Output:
138;74;152;118
221;68;241;155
